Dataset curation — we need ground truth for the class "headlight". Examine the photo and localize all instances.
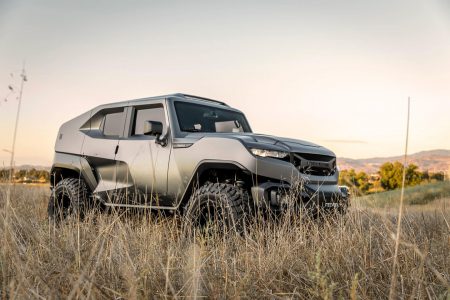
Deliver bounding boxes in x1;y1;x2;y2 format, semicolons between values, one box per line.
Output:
250;148;289;159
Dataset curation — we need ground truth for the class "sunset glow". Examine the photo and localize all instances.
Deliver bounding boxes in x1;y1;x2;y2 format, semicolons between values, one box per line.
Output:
1;0;449;165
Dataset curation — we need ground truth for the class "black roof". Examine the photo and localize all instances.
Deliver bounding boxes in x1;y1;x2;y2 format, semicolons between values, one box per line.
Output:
169;93;229;106
96;93;230;110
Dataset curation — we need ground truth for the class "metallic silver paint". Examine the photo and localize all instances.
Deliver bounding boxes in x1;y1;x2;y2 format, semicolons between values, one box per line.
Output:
51;93;342;210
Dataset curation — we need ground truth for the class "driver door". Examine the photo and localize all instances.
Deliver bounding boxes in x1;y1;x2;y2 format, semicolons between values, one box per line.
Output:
113;102;172;207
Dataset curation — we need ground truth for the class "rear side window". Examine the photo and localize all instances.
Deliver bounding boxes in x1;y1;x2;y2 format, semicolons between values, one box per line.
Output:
101;111;125;137
133;106;166;135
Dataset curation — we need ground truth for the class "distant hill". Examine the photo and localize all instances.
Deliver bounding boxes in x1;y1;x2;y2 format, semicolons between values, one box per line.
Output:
338;149;450;174
18;165;51;171
1;165;51;171
2;150;450;175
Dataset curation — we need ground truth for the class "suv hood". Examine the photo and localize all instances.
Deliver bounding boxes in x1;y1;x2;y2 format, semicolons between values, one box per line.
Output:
183;132;335;157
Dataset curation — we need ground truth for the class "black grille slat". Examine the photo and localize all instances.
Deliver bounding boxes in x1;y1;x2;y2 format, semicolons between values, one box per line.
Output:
292;153;336;176
294;153;334;162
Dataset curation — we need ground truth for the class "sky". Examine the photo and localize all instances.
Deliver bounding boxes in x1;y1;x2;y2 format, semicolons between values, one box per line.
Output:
0;0;449;166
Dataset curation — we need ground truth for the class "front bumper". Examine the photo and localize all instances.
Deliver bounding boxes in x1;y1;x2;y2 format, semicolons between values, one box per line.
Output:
251;181;349;214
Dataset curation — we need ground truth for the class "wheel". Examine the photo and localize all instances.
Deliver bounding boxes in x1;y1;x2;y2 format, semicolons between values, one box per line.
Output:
184;182;249;233
48;178;90;222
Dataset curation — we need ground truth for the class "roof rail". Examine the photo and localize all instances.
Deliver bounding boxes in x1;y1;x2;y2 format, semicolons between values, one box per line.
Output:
174;93;228;106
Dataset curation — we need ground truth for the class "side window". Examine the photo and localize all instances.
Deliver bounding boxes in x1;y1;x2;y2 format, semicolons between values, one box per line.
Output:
133;106;166;135
101;111;125;137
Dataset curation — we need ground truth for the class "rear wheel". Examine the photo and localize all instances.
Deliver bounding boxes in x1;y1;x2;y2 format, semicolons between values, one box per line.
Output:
48;178;90;222
184;182;249;233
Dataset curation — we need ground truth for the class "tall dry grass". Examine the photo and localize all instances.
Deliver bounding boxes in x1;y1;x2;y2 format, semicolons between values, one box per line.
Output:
0;184;449;299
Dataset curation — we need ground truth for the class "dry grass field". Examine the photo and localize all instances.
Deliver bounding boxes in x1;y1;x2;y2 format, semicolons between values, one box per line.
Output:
0;183;449;299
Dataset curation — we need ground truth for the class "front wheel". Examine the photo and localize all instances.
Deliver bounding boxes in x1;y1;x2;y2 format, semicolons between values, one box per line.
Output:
184;182;249;233
48;178;90;222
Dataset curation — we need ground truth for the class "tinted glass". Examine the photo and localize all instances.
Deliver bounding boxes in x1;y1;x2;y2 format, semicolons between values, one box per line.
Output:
102;111;125;136
133;106;166;135
174;102;251;133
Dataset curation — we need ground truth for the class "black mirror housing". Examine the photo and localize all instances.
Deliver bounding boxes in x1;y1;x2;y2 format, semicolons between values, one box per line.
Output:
143;121;163;136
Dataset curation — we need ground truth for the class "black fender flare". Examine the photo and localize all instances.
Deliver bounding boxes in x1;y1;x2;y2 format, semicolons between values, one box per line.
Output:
51;152;98;192
176;160;251;209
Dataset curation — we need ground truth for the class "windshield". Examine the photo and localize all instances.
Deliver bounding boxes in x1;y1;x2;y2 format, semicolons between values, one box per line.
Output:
174;101;252;133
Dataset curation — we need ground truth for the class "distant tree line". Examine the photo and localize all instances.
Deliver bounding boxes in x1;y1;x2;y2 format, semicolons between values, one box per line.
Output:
0;163;446;190
0;168;50;183
339;162;446;195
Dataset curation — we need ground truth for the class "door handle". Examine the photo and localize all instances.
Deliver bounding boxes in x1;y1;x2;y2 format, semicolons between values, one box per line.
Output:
114;145;119;155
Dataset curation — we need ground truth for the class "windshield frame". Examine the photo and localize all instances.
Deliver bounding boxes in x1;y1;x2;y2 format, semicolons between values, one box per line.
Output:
172;100;252;135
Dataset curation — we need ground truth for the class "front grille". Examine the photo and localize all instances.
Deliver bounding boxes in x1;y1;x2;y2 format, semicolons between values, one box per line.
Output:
292;153;336;176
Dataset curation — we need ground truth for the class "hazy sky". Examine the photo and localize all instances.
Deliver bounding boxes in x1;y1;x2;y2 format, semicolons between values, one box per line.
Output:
1;0;449;166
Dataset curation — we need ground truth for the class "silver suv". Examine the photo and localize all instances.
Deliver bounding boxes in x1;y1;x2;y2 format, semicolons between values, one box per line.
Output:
49;94;348;227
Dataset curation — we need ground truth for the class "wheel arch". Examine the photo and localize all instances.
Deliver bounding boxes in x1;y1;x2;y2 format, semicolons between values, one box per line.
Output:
177;160;252;209
50;152;98;191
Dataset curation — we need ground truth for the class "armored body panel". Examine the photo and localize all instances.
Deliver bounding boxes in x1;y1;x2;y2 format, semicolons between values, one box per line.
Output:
50;93;348;216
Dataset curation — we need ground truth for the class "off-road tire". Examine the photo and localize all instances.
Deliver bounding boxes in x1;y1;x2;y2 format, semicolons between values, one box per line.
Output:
48;178;90;222
184;182;249;233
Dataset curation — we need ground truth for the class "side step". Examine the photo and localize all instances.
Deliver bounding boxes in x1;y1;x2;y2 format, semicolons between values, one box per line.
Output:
92;193;177;210
103;202;177;210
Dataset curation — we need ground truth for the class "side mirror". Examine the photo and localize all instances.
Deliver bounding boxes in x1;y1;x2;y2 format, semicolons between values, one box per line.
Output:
143;121;163;136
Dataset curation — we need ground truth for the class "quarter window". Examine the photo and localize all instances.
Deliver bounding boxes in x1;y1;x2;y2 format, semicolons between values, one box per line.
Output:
100;111;125;137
